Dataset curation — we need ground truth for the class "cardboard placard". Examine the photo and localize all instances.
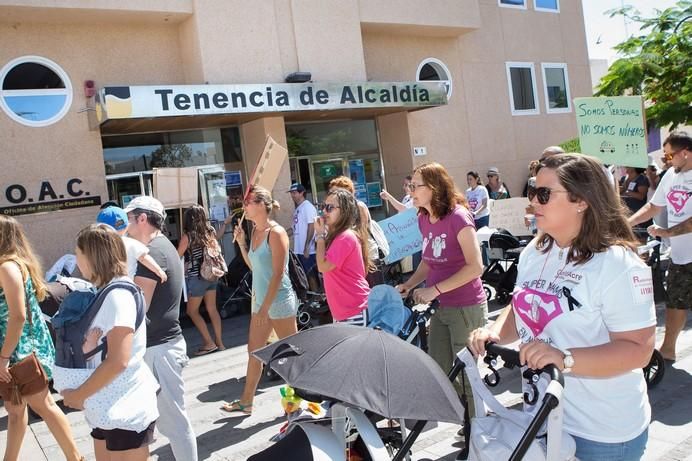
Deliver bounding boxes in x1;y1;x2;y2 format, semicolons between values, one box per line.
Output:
153;167;199;208
245;136;288;197
488;197;531;237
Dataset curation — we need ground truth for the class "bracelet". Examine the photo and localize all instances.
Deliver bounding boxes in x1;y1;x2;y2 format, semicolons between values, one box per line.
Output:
433;284;443;295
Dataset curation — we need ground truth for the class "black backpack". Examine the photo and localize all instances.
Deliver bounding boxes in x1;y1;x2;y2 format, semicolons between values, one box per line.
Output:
54;280;145;369
265;228;309;302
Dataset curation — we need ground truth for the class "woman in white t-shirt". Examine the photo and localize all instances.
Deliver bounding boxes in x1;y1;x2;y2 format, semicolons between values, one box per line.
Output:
469;154;656;461
465;171;490;229
59;224;159;461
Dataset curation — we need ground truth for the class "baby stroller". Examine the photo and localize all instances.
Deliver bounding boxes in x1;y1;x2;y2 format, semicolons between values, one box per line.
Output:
396;343;575;461
481;229;527;304
297;291;332;331
367;285;437;351
217;254;252;319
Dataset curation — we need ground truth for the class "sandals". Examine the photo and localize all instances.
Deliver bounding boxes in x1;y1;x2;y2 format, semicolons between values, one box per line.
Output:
194;345;218;356
221;399;253;415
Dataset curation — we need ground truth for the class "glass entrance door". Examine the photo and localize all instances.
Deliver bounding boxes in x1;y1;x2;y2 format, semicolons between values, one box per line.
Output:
106;172;153;207
309;158;346;205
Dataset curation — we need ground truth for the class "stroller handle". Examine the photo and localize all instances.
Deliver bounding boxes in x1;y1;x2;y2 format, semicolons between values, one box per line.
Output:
486;342;564;386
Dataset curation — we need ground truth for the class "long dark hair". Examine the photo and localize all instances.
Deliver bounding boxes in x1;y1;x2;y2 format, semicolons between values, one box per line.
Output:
535;154;637;265
415;162;468;218
183;205;216;249
325;189;372;272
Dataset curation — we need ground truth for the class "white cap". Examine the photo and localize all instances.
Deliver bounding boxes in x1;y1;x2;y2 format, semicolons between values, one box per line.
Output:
123;196;166;219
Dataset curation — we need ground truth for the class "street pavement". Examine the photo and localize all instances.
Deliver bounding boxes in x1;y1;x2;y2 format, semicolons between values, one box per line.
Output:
1;301;690;460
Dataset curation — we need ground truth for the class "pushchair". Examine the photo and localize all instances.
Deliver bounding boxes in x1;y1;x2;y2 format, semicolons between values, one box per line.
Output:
217;255;252;318
481;229;528;304
395;343;575;461
367;285;437;351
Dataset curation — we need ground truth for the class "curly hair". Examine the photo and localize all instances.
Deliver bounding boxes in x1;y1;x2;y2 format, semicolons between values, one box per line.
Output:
414;162;468;218
183;205;217;249
535;153;638;265
328;176;355;194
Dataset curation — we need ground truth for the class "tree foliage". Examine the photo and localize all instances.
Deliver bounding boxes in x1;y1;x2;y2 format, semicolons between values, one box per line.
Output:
595;1;692;128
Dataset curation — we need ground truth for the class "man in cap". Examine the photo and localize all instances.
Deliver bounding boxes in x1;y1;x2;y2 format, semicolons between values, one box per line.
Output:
288;183;318;277
124;196;198;460
96;205;167;281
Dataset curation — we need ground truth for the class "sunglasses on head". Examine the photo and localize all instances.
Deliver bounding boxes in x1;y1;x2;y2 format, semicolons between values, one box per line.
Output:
527;186;570;205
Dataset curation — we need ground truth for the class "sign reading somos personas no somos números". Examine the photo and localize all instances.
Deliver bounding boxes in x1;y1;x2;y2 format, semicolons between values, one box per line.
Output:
574;96;648;168
379;208;423;264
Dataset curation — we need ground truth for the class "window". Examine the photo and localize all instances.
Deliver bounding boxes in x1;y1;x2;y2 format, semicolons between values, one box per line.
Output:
505;62;539;115
541;63;571;113
101;128;242;175
416;58;453;99
534;0;559;12
498;0;527;9
0;56;72;127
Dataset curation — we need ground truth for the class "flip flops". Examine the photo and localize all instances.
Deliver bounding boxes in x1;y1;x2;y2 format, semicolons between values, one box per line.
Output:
221;399;253;415
194;345;218;356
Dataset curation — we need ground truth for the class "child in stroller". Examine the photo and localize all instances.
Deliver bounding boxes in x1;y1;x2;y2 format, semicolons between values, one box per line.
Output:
481;229;528;304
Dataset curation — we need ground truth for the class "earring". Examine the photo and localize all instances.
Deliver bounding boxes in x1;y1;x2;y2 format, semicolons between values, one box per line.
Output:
577;209;583;213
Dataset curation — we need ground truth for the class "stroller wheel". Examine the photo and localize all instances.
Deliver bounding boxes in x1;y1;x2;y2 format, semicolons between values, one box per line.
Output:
643;349;665;388
483;286;492;302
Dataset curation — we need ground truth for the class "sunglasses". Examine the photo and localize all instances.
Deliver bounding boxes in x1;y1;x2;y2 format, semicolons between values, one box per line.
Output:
663;150;679;162
405;183;427;192
321;204;340;213
527;186;570;205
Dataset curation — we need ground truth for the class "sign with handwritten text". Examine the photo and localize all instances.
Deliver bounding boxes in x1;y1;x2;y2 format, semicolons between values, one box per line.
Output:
379;208;422;264
574;96;648;168
488;197;531;237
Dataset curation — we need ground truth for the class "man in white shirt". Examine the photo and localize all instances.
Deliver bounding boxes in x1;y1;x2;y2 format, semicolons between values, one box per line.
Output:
288;183;317;275
629;131;691;361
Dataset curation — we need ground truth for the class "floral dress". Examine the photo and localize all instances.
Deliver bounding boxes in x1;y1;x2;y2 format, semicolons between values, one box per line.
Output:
0;274;56;379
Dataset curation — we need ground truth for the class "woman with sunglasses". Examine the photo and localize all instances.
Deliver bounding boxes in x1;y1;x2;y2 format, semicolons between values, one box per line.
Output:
469;154;656;461
313;189;371;326
222;186;298;415
396;162;487;419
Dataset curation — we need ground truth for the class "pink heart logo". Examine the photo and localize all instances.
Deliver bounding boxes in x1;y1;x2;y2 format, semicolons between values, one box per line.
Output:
513;288;564;337
667;190;689;213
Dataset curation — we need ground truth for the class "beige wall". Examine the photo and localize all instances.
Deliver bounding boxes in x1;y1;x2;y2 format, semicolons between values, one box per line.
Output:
0;0;593;263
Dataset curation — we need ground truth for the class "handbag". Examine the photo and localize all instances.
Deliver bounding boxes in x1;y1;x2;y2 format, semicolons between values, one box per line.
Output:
0;290;49;405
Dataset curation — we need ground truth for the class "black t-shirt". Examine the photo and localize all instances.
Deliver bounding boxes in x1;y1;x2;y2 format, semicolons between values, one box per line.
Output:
136;235;183;347
621;174;649;213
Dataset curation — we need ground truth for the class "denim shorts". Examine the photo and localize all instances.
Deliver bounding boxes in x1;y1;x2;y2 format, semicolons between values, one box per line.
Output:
573;428;648;461
186;276;217;298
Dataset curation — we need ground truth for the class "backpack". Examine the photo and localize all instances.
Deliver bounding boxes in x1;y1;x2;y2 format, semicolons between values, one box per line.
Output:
266;227;309;301
200;239;228;282
53;280;146;369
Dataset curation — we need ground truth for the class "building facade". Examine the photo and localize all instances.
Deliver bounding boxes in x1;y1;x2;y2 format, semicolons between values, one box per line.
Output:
0;0;592;266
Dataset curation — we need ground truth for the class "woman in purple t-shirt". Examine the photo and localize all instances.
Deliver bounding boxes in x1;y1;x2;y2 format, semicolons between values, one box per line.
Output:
314;189;372;326
397;162;487;417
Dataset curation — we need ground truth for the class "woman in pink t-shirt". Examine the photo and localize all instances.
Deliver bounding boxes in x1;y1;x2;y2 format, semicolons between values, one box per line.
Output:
396;162;487;418
314;189;372;326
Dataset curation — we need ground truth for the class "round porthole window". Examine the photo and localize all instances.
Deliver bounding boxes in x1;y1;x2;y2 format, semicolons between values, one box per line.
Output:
0;56;73;127
416;58;453;99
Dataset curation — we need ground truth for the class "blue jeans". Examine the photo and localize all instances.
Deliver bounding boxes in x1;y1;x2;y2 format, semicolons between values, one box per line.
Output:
474;215;490;229
573;428;648;461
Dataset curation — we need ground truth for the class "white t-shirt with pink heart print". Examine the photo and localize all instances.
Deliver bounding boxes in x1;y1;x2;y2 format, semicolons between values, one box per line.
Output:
512;241;656;444
651;167;691;264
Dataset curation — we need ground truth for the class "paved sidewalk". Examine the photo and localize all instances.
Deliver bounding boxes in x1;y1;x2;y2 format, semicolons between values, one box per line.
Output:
1;303;690;460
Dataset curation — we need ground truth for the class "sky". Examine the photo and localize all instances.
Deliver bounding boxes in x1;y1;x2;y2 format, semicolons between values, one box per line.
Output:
582;0;680;64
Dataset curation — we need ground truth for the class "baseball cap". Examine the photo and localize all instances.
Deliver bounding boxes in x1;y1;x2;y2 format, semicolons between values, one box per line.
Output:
96;206;128;231
487;167;500;176
123;195;166;219
287;183;306;193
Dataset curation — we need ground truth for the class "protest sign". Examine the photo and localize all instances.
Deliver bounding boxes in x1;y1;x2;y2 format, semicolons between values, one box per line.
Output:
574;96;648;167
153;167;199;208
246;136;288;197
379;208;423;264
488;197;530;237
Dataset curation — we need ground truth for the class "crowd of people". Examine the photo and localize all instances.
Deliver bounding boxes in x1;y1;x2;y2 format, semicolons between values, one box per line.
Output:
0;130;689;461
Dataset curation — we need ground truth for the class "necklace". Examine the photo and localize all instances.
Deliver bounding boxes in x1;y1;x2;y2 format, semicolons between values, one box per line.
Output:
531;246;571;321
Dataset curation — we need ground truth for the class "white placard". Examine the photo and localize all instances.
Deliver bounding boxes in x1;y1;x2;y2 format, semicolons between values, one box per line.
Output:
488;197;531;237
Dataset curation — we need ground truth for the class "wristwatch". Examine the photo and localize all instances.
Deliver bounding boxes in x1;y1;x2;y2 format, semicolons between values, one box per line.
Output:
562;349;574;373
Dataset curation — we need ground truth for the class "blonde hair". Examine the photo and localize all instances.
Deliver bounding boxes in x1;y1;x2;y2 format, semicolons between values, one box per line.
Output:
248;185;280;214
76;224;128;288
0;216;48;301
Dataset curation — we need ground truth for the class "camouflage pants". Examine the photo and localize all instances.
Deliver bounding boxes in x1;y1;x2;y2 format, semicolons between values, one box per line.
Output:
666;262;692;310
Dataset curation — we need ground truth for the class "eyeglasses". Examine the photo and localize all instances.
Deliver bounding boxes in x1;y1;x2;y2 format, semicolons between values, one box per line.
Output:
321;204;340;213
405;183;427;192
527;186;570;205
